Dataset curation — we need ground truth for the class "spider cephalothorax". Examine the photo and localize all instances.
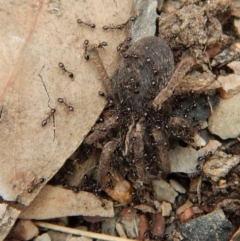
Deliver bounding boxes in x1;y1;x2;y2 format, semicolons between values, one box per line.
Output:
84;36;200;192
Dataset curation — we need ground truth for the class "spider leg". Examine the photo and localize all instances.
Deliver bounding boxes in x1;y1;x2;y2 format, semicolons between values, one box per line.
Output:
152;127;170;176
88;47;113;97
153;56;195;108
84;116;118;145
97;139;120;188
168;116;206;147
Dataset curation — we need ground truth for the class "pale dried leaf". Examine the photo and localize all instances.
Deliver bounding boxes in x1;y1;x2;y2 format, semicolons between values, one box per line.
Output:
19;185;114;219
0;203;21;240
0;0;132;205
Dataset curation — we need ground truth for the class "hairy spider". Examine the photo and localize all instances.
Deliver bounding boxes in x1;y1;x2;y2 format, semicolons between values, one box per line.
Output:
84;36;202;194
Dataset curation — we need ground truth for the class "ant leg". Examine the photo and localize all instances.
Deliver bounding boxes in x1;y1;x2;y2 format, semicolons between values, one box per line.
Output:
88;47;113;97
153;56;196;109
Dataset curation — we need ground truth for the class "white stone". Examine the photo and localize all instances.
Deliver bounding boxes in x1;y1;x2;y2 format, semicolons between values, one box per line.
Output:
169;179;186;194
161;201;172;217
152;180;178;204
208;93;240;139
34;233;51;241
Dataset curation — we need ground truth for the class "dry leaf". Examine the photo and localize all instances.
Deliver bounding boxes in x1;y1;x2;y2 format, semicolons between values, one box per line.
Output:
19;185;114;220
0;0;132;205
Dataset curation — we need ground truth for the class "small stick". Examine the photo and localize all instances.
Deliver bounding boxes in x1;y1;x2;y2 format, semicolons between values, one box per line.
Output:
153;56;195;109
197;176;203;205
35;221;138;241
88;47;113;97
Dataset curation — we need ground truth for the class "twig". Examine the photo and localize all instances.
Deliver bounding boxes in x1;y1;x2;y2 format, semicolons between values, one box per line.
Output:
35;221;138;241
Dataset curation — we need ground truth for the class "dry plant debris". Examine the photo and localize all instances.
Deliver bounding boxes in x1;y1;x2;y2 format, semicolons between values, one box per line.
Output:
2;0;240;240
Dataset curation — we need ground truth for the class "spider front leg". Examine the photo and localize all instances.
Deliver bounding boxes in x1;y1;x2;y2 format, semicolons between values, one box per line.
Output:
88;46;113;97
84;116;118;146
152;56;196;109
168;116;206;147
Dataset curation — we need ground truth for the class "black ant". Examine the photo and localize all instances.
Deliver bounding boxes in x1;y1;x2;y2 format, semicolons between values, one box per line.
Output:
77;19;95;28
58;62;74;78
117;37;132;52
42;108;56;126
0;105;3;120
102;15;137;30
58;98;74;111
62;183;80;193
97;41;108;49
83;39;89;60
28;178;45;193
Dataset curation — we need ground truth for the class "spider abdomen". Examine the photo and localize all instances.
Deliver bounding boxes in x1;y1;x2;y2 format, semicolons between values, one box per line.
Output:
112;36;174;114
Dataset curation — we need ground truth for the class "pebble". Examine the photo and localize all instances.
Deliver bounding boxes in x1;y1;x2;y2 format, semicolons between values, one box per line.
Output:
152;180;178;204
178;209;234;241
217;61;240;98
11;220;39;240
130;0;158;42
169;146;199;174
234;19;240;37
161;201;172;217
169;179;186;194
232;0;240;18
179;206;203;223
176;200;193;216
211;42;240;67
208;92;240;139
34;233;51;241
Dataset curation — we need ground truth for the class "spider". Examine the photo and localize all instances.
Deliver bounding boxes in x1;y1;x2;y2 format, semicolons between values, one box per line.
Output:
83;36;201;197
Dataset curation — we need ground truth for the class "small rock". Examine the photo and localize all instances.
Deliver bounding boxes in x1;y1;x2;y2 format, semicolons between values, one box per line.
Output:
217;61;240;98
179;206;203;223
11;220;38;240
130;0;158;42
203;152;240;182
134;204;156;214
150;213;165;237
232;0;240;18
228;61;240;75
138;214;149;240
176;200;193;215
211;42;240;67
116;222;127;238
152;180;178;204
208;93;240;139
119;207;139;238
161;201;172;217
47;230;69;241
169;179;186;194
178;209;234;241
234;19;240;38
101;217;117;237
170;146;200;174
34;233;51;241
105;179;133;204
